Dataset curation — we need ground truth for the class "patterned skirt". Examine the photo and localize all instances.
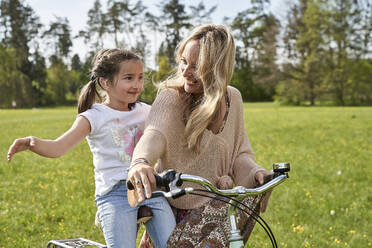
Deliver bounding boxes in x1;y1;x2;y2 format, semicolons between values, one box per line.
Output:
139;195;264;248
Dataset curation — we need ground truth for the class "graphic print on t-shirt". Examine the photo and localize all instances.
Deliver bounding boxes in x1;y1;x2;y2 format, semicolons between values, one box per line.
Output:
111;122;143;164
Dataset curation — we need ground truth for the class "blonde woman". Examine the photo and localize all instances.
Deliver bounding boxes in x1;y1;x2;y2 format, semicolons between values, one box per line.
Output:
128;24;270;247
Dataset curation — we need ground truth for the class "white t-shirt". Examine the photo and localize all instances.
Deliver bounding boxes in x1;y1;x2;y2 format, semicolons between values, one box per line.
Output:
79;103;151;197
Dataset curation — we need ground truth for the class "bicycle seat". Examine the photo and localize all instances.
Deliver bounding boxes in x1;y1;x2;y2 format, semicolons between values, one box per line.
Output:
137;205;153;224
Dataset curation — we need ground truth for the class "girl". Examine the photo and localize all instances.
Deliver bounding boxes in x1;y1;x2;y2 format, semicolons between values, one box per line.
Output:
7;49;175;248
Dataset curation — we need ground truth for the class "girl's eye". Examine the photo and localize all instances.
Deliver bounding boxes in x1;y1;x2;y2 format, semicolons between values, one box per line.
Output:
124;76;132;80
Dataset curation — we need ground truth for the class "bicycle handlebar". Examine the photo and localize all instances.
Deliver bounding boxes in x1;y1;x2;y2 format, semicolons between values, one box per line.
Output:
127;162;290;200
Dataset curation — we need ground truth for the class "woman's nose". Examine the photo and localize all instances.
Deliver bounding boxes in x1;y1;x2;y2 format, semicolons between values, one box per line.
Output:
182;65;192;78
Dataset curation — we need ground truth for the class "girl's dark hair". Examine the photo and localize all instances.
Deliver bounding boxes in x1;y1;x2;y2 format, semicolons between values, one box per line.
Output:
77;49;142;113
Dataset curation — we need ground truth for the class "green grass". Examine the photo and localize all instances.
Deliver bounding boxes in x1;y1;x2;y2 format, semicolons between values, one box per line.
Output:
0;104;371;247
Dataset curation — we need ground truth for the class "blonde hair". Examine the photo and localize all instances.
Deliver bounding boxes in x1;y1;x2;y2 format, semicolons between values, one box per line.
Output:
160;24;235;153
77;49;142;113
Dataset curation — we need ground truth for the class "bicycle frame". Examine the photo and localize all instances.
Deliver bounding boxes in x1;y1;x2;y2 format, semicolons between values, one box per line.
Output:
145;162;290;248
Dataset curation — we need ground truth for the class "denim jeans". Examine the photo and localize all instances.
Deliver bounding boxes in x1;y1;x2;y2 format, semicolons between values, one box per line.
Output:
95;180;176;248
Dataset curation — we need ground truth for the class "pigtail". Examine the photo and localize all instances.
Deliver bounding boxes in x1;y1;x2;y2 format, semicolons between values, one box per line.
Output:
77;76;102;114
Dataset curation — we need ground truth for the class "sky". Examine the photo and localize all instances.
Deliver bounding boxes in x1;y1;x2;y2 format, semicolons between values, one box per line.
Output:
25;0;290;65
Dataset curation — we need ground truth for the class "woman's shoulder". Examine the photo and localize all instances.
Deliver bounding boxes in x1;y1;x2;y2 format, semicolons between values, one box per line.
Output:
154;88;182;106
146;88;184;128
158;87;179;98
227;86;244;111
228;86;243;99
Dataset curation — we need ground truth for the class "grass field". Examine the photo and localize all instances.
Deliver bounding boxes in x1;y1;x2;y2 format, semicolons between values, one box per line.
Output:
0;104;371;247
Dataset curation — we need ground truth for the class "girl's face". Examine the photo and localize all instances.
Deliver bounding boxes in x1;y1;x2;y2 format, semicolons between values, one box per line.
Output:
180;40;203;95
105;59;144;110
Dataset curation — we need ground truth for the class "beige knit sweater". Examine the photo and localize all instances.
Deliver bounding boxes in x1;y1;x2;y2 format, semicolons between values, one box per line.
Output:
132;86;265;209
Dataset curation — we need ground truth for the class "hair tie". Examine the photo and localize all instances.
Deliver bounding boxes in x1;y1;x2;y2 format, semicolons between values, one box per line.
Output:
90;75;97;82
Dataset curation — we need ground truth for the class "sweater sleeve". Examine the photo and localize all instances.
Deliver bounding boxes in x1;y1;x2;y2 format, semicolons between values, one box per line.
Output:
231;88;266;188
132;88;181;166
132;129;166;166
145;88;182;134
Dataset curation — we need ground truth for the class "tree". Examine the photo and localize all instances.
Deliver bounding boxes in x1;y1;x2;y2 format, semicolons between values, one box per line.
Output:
0;0;41;61
358;0;372;59
42;16;73;60
106;0;127;47
325;0;366;105
278;0;327;105
0;45;28;107
157;0;192;66
229;0;279;101
45;62;70;105
0;0;42;107
79;0;107;49
127;1;150;66
347;59;372;105
251;14;281;100
189;1;217;26
69;54;85;98
71;54;82;72
29;49;47;107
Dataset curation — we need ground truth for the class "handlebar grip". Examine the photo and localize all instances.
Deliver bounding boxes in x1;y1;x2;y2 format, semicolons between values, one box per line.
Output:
126;174;164;191
263;174;274;184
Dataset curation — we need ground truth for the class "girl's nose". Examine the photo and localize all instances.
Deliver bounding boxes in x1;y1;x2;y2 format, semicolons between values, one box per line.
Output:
133;79;142;89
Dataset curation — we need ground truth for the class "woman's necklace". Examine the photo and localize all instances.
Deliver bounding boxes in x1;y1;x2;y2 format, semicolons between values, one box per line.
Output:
217;91;230;133
190;95;204;109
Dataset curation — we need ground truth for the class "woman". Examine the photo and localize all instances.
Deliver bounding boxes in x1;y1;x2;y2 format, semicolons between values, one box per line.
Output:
128;24;270;247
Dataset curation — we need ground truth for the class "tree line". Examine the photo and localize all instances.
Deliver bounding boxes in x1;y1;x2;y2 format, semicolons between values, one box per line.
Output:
0;0;371;108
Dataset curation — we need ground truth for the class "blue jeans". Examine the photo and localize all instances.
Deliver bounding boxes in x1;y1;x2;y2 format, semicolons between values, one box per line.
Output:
95;180;175;248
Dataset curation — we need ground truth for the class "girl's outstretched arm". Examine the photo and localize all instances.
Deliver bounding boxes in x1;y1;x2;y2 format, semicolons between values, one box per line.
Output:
7;116;91;162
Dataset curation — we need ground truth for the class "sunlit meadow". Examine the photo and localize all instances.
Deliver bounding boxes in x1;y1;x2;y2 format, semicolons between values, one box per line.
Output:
0;104;371;247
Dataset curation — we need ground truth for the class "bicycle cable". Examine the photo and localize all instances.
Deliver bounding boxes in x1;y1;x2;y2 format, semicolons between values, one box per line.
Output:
203;189;278;248
189;190;277;248
189;191;276;248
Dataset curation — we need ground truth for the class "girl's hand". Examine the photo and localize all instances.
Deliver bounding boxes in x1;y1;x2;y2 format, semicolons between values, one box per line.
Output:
7;136;36;162
127;163;156;203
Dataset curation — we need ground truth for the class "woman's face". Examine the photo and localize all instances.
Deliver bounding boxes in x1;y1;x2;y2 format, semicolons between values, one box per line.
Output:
180;40;203;95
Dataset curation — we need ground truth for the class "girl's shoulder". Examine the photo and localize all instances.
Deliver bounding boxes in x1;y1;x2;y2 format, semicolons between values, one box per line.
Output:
134;102;151;115
79;104;104;116
135;101;151;110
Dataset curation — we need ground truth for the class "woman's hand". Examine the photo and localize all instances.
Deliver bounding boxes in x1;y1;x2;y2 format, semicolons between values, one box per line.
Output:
7;136;35;162
254;169;270;186
255;169;272;212
127;163;156;203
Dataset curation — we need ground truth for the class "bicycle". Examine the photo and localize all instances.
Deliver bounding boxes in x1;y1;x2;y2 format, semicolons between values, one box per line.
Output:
127;162;290;248
46;162;290;248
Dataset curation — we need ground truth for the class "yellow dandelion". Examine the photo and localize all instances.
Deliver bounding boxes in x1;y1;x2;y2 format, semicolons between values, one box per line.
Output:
348;230;356;235
292;225;304;233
